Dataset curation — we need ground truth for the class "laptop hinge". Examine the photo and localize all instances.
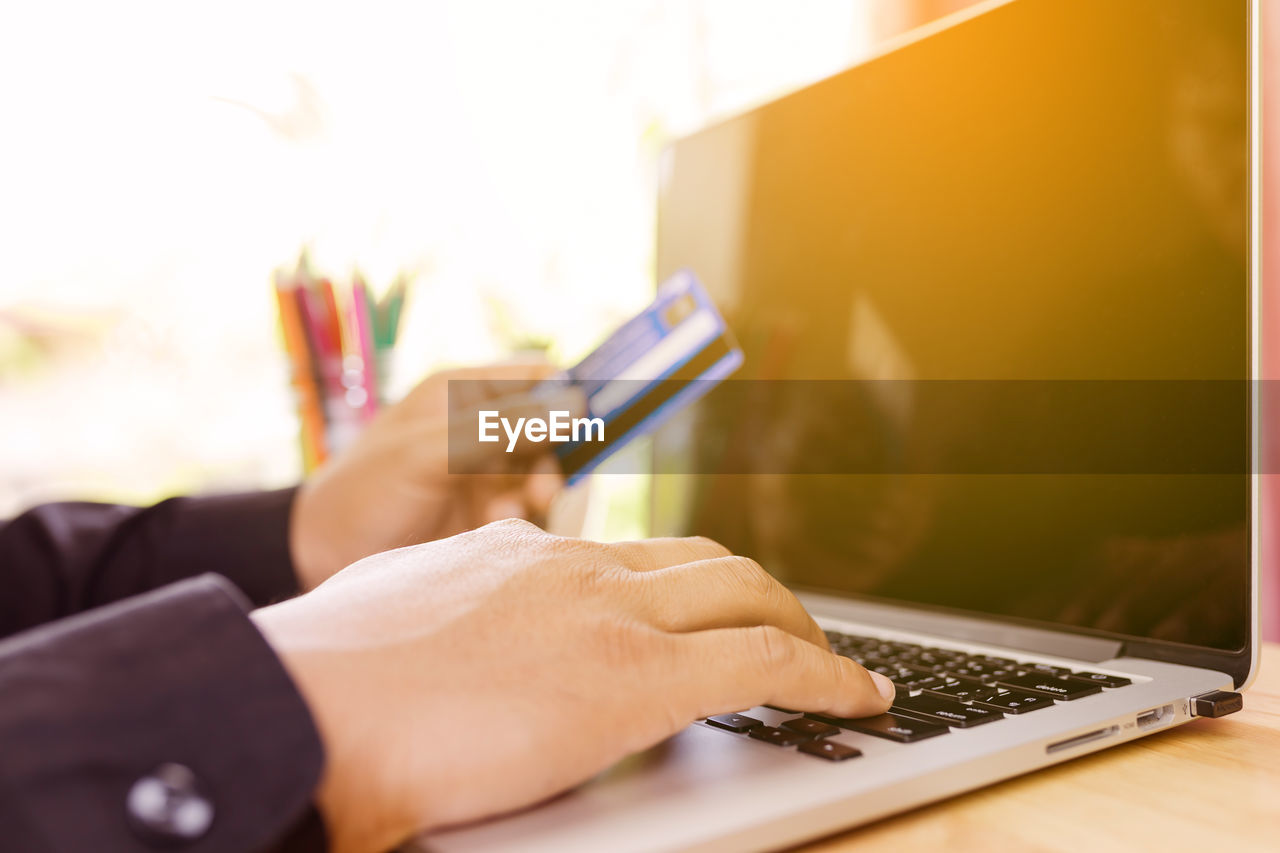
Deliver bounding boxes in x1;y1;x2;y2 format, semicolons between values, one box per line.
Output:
797;592;1124;663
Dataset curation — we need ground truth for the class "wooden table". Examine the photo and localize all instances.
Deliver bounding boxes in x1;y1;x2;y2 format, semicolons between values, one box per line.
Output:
804;643;1280;852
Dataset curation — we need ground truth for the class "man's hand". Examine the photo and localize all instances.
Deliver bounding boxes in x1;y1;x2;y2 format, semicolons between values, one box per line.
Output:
289;360;585;590
251;520;896;853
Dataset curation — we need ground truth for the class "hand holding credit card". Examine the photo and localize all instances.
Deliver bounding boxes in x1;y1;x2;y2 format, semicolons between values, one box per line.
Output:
538;270;742;484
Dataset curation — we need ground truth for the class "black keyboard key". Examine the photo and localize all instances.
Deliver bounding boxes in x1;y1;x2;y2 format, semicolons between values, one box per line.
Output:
826;633;869;652
893;693;1005;728
706;713;762;733
923;678;1001;703
942;662;1020;683
915;649;965;670
748;725;811;746
808;712;950;743
937;652;979;666
909;655;945;671
938;664;979;679
971;690;1055;714
1027;663;1073;677
977;655;1017;666
782;717;841;738
889;667;950;691
996;672;1103;700
798;739;863;761
1069;671;1132;688
936;655;1013;671
866;662;907;678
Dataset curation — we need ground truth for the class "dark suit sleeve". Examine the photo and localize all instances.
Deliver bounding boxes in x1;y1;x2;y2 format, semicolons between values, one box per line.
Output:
0;573;326;852
0;489;300;638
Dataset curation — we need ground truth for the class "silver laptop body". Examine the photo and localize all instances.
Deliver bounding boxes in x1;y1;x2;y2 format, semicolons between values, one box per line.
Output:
423;0;1261;849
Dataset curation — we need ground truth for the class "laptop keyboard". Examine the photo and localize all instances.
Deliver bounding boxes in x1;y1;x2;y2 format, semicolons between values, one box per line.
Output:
701;630;1134;760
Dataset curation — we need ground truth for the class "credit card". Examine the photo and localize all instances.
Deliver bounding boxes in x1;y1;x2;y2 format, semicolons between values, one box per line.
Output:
543;270;742;484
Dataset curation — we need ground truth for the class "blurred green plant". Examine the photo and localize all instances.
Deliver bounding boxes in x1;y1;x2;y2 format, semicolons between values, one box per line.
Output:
0;308;112;382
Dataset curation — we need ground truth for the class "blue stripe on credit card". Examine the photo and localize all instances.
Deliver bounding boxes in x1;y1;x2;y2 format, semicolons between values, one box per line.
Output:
546;270;743;483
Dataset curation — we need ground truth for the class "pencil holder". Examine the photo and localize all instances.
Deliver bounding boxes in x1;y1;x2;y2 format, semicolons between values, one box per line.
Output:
272;254;409;472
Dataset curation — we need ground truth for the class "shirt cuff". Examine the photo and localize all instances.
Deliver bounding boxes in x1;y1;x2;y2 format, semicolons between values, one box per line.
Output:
0;574;326;852
154;488;302;606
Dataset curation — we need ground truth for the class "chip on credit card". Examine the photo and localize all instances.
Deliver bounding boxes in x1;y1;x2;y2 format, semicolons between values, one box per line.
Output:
541;270;742;484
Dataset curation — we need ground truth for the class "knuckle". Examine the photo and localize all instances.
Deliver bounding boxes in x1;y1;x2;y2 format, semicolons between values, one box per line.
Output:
493;516;543;533
688;535;731;556
562;540;630;594
607;541;657;571
629;572;678;631
724;556;775;597
575;560;627;599
472;517;548;549
594;617;663;669
473;517;546;543
751;625;797;669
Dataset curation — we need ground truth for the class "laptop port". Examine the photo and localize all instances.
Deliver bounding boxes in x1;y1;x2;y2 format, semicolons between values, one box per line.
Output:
1136;704;1173;730
1046;725;1119;754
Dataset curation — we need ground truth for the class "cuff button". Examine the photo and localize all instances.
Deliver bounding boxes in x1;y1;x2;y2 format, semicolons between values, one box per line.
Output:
126;763;214;844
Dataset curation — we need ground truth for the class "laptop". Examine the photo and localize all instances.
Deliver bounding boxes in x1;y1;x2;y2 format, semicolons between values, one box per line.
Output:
423;0;1260;849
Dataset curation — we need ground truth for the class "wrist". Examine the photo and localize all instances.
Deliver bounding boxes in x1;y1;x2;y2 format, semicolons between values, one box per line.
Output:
288;481;342;591
250;604;410;853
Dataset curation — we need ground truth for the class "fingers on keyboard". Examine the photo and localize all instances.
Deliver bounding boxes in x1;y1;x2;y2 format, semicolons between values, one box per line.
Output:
703;631;1134;757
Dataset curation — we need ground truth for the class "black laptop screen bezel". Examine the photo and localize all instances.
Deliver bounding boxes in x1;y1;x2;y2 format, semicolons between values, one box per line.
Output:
647;0;1258;688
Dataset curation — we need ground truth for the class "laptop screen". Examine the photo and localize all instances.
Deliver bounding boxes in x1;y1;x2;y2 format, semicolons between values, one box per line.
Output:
652;0;1251;654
